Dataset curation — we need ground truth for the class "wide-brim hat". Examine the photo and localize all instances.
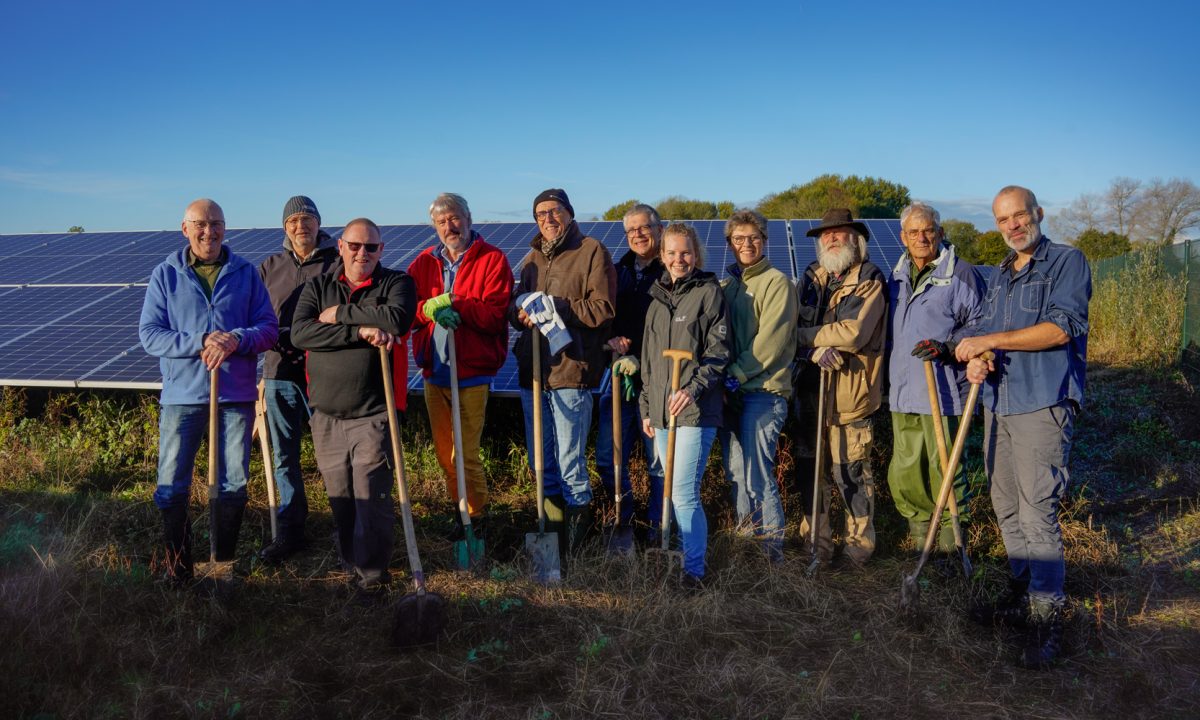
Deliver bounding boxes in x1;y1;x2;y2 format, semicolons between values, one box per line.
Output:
805;208;870;240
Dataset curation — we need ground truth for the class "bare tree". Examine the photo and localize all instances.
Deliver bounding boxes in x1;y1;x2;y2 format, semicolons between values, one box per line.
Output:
1103;177;1142;236
1133;178;1200;244
1049;192;1104;241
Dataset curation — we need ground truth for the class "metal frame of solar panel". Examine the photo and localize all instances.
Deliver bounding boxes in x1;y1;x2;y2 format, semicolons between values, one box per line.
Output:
0;220;908;394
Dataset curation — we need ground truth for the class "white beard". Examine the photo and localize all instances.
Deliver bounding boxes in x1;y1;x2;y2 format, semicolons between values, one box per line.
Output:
818;242;858;276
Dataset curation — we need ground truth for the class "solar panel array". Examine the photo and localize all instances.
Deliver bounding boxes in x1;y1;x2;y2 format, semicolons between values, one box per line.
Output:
0;219;908;393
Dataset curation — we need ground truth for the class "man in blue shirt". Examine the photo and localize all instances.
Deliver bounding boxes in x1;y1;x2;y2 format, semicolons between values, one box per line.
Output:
956;185;1092;669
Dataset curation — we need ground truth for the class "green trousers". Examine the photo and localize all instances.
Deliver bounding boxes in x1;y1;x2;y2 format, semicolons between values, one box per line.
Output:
887;412;969;526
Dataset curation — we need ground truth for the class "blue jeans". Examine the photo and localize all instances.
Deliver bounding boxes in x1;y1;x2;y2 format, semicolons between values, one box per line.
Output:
984;403;1075;604
596;383;663;526
263;379;310;540
153;402;255;510
520;387;593;507
721;392;788;554
653;425;715;578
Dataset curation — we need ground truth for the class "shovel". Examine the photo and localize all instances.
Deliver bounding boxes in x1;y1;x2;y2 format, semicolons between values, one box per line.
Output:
195;367;236;595
605;351;634;555
645;349;693;578
380;346;449;648
448;330;484;570
524;328;561;583
900;352;992;612
254;380;278;542
805;369;830;577
923;360;973;578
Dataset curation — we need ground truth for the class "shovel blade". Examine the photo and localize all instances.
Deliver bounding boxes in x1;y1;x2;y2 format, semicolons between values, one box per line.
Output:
604;524;635;557
644;548;684;581
898;573;921;612
391;590;449;648
453;532;485;571
193;559;237;599
525;531;561;584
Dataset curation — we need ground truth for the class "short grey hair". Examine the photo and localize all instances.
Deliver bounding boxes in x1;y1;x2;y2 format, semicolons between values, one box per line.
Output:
662;222;704;269
900;202;941;228
429;193;472;224
995;185;1040;212
622;203;661;228
724;209;768;243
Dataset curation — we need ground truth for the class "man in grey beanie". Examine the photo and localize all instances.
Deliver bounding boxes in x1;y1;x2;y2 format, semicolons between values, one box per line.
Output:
257;195;341;563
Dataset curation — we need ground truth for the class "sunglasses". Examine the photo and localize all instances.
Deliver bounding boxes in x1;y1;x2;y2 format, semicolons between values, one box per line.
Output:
343;242;381;253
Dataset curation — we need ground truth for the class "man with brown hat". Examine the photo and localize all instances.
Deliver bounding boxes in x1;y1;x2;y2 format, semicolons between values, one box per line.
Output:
256;195;341;564
510;188;617;555
794;208;888;567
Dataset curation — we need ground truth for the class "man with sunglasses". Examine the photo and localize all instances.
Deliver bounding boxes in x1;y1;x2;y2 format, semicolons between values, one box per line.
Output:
510;188;617;556
139;198;278;586
256;196;341;565
292;218;415;598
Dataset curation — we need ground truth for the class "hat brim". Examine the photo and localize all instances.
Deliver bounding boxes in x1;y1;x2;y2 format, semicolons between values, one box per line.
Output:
805;220;871;240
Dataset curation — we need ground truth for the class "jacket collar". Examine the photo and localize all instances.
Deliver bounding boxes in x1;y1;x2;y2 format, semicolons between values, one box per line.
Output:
529;220;583;257
892;242;956;281
726;257;772;281
618;248;663;272
1000;234;1051;272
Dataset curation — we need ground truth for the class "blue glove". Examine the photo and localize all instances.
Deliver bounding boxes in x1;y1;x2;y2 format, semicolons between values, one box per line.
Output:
724;376;741;393
433;306;461;329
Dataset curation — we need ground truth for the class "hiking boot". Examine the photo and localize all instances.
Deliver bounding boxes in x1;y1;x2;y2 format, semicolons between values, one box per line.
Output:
970;579;1031;628
1020;601;1065;669
681;573;707;594
937;523;957;553
259;535;306;565
161;505;193;586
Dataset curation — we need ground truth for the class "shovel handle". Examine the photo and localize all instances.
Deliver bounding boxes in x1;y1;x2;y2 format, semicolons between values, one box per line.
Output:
532;328;546;534
255;380;278;541
923;360;967;553
448;329;472;530
611;351;623;526
208;368;219;500
659;349;694;551
811;369;829;552
380;345;427;596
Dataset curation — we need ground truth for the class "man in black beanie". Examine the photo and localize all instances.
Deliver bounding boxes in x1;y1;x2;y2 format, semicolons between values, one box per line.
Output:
256;195;341;563
509;188;616;556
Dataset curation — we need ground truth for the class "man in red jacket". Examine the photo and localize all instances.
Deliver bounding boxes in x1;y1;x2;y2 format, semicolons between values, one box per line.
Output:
409;193;514;537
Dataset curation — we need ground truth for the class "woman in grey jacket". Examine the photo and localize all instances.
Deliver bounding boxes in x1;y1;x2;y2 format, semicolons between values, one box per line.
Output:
639;223;731;587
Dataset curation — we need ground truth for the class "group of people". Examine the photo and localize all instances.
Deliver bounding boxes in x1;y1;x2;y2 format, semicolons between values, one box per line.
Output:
139;184;1090;668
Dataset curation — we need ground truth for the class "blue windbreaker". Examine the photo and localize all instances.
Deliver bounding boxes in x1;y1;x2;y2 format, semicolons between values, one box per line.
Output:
139;247;278;405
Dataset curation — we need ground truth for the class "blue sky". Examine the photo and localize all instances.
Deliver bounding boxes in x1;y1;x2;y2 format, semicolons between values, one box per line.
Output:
1;0;1197;234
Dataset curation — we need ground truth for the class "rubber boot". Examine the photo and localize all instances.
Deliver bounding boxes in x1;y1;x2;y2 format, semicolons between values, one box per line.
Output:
213;501;245;562
564;502;593;556
543;494;567;556
970;578;1031;628
161;505;193;586
1021;600;1065;669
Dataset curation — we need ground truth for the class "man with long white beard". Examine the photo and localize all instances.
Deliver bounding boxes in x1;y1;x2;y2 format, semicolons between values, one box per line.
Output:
794;208;888;568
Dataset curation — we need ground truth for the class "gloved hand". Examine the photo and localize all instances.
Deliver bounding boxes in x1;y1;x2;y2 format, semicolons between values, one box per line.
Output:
613;355;639;376
812;346;844;370
620;374;636;402
532;295;557;324
432;306;461;329
723;375;741;393
912;338;957;362
425;292;453;319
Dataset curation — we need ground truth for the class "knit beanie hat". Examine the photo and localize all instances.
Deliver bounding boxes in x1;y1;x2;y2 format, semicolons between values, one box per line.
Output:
532;188;574;220
282;195;321;225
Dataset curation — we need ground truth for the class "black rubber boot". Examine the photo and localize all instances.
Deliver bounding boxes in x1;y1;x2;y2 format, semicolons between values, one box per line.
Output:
213;501;245;562
258;531;306;565
564;502;593;556
1021;602;1065;669
161;505;193;586
970;578;1031;628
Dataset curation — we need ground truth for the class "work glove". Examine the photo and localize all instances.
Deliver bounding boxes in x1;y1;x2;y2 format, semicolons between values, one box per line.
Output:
531;295;556;324
424;292;453;319
613;355;639;376
620;375;636;402
912;338;957;362
723;375;741;393
812;346;844;370
432;306;461;330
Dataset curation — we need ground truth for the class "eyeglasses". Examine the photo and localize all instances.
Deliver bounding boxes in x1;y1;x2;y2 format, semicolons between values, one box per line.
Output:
343;242;381;253
625;223;658;238
187;220;225;230
730;234;762;247
535;207;567;221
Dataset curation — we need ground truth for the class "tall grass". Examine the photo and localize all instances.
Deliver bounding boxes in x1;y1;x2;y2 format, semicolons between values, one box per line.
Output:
1089;250;1187;367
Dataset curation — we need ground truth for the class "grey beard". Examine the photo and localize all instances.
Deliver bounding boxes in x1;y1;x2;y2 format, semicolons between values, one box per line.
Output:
818;243;857;276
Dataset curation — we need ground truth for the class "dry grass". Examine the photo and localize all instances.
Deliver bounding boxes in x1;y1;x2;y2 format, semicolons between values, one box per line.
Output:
1089;252;1187;368
2;368;1199;719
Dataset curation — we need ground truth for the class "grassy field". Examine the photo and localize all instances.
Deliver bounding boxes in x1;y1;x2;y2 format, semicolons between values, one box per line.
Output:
2;261;1198;719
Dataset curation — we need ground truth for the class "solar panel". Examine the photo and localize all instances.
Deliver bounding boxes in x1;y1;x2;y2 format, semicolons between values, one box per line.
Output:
0;219;910;391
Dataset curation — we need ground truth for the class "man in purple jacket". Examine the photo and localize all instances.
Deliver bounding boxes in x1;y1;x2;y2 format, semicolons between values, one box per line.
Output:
886;202;984;552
